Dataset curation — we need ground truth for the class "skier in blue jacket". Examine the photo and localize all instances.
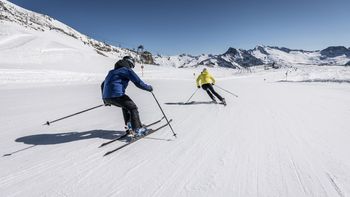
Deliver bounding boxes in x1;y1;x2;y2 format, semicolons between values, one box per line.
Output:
101;56;153;137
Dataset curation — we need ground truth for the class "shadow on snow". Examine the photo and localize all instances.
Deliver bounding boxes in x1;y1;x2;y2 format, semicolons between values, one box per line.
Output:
165;101;216;105
277;79;350;84
15;130;125;145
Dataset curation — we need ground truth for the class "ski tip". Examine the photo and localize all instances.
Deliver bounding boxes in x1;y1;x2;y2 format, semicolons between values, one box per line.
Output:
103;152;110;157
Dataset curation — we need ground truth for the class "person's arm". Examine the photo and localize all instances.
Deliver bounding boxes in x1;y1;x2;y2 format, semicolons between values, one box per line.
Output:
196;75;201;88
209;74;216;85
101;81;105;95
128;69;153;91
100;81;110;106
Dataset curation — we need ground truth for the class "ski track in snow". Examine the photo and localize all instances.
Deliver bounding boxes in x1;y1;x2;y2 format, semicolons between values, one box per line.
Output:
0;69;350;197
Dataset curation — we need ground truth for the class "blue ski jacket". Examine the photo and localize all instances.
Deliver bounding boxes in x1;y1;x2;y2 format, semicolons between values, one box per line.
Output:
102;63;152;99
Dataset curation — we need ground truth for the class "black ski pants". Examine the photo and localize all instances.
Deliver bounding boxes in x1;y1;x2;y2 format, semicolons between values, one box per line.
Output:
201;83;223;101
103;95;142;130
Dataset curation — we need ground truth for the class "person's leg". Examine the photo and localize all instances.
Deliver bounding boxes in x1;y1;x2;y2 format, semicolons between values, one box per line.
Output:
118;96;142;130
104;96;142;130
104;98;129;125
202;84;216;101
122;108;130;125
207;84;223;101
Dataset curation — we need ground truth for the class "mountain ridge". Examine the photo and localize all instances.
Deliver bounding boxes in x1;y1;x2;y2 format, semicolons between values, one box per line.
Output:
1;0;349;69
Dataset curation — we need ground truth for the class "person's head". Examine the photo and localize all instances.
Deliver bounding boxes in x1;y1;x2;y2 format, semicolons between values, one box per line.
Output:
123;56;135;68
201;68;208;74
114;56;136;69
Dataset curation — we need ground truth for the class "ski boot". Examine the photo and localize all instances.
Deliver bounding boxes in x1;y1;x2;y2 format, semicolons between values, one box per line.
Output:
134;127;150;137
221;98;227;106
211;99;217;104
125;122;134;137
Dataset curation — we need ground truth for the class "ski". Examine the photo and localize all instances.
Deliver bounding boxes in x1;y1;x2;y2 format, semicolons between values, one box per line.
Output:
99;116;165;148
104;119;173;156
144;116;165;128
99;133;128;148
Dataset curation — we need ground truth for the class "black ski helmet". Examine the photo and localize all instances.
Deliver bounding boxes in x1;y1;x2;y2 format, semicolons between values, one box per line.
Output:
123;56;135;68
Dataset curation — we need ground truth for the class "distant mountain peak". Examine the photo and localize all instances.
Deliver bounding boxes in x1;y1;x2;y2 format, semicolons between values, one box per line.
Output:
155;45;350;68
224;47;240;55
320;46;350;58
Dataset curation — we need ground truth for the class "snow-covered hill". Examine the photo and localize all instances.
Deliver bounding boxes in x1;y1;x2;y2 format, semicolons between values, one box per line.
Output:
0;0;140;85
155;45;350;69
0;0;134;58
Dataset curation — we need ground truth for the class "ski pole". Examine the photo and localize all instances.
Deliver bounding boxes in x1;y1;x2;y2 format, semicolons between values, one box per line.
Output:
214;85;239;97
185;88;199;103
43;104;104;126
151;92;177;137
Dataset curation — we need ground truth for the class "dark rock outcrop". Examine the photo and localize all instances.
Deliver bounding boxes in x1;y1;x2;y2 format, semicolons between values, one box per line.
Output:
223;47;264;67
140;51;155;64
321;46;350;58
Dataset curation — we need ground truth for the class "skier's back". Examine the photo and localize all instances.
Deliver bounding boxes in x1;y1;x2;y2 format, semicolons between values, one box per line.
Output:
196;68;225;105
101;56;153;136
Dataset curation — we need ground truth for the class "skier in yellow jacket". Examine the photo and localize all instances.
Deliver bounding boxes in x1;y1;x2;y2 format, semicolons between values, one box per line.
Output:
196;68;226;105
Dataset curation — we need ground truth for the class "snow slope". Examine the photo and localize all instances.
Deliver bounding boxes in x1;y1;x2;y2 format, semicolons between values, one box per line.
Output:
0;0;133;58
1;67;350;197
0;20;120;72
0;0;139;84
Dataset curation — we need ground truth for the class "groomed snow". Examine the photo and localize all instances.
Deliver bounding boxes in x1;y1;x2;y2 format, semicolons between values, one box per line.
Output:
1;65;350;197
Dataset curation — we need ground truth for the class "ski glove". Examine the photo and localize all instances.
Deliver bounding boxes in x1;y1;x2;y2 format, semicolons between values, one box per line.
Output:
148;85;153;92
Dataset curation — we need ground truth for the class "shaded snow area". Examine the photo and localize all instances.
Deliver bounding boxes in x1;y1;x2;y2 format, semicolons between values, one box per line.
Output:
1;65;350;196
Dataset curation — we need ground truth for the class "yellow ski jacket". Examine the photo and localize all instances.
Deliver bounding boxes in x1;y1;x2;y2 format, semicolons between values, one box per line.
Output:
196;70;215;86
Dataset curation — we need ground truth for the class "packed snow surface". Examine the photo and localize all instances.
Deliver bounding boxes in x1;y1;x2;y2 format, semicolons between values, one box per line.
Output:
1;64;350;197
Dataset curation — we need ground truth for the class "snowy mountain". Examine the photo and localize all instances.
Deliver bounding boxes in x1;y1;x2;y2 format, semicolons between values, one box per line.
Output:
1;0;349;72
0;0;135;61
153;53;213;68
320;46;350;58
155;45;350;69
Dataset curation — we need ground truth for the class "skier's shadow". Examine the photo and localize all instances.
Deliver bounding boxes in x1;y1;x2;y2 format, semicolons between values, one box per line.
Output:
15;130;125;145
165;101;215;105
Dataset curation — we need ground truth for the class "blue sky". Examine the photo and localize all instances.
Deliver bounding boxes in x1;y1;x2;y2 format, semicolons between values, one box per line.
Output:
9;0;350;55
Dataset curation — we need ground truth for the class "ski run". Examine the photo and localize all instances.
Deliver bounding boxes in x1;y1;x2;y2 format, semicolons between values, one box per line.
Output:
1;66;350;196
